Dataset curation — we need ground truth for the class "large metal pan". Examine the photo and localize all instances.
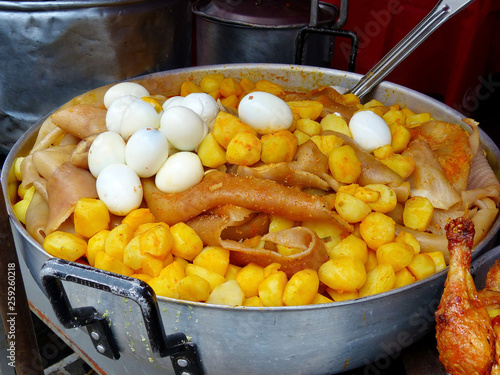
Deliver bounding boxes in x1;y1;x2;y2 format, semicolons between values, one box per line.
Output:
3;64;500;375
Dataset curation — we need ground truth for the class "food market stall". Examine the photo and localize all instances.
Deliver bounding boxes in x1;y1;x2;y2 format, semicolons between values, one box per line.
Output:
1;1;500;375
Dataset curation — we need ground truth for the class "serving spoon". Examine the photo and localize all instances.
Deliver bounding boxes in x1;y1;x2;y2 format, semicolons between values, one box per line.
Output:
348;0;476;100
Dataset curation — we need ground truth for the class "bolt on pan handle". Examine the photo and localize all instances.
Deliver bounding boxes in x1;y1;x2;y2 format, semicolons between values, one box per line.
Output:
40;258;204;374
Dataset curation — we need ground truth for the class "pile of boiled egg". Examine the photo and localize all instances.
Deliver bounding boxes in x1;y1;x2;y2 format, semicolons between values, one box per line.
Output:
90;80;391;217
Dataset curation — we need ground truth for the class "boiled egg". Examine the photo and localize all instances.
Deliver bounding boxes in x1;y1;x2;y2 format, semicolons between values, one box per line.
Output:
125;127;169;178
88;131;126;178
96;163;143;216
238;91;293;134
163;93;219;131
349;111;392;152
103;82;149;109
105;95;138;134
155;152;204;193
159;106;207;151
120;97;162;140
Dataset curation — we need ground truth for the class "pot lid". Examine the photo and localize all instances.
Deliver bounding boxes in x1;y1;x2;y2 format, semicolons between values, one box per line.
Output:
192;0;338;27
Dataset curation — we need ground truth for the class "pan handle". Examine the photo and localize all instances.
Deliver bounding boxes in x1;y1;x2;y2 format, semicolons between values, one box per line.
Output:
40;258;203;374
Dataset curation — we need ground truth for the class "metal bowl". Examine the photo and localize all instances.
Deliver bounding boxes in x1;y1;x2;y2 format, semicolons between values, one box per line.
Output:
3;64;500;375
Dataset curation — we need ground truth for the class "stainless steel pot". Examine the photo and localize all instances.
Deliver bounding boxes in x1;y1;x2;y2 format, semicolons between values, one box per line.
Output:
0;0;192;153
3;64;500;375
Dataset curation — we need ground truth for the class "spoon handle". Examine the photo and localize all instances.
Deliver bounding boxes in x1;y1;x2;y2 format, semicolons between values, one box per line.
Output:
349;0;476;99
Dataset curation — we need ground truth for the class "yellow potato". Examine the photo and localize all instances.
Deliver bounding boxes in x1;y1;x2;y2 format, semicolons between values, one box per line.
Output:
200;73;225;93
403;196;434;231
282;269;319;306
13;199;30;225
147;277;179;299
197;132;227;168
293;129;311;145
326;288;359;302
254;80;285;97
122;236;143;271
406;112;431;127
310;134;344;156
235;263;265;298
365;249;378;272
224;264;242;281
335;191;372;223
287;100;323;120
258;270;288;307
159;260;186;285
353;186;380;204
328;145;362;184
379;154;415;179
141;254;164;278
121;208;156;233
395;231;420;254
407;253;436;280
219;77;243;97
244;296;265;307
94;251;133;276
260;130;297;163
388;122;411;153
170;222;204;261
240;78;256;94
140;223;174;259
43;231;87;262
295;118;321;136
226;131;261;166
87;229;110;267
312;293;334;304
193;246;230;276
394;268;416;288
212;111;256;149
320;114;352;137
207;280;245;306
359;212;396;250
376;242;415;272
329;234;368;263
177;274;211;302
427;251;447;272
180;81;203;96
104;223;133;260
359;264;396;298
383;109;405;127
74;198;110;238
363;184;397;213
318;257;366;293
269;216;295;233
185;264;226;292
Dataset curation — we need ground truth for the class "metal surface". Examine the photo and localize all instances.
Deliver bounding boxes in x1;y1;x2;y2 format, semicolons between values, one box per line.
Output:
349;0;476;100
193;0;343;67
2;63;500;375
0;0;192;154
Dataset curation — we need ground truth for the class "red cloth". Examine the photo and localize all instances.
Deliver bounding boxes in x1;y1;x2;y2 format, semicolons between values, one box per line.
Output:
325;0;500;115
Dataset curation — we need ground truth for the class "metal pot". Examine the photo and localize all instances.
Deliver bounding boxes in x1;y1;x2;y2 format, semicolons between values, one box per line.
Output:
3;64;500;375
0;0;192;154
193;0;346;67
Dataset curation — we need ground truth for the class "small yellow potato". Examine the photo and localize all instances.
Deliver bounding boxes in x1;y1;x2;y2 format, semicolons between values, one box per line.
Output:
18;184;35;201
401;108;416;118
342;93;360;106
173;256;188;269
260;130;297;163
180;81;203;96
212;111;256;148
427;251;447;272
363;184;397;213
403;196;434;231
159;260;186;285
177;274;211;302
14;157;24;181
74;198;110;238
293;129;311;145
269;216;295;233
338;183;358;195
287;100;323;121
295;118;321;136
359;212;396;250
320;114;352;137
140;224;174;259
326;288;359;302
185;264;226;292
170;222;204;261
122;236;144;271
141;254;164;278
13;199;30;225
235;263;265;298
312;293;334;304
328;145;362;184
220;94;239;111
193;246;230;276
122;208;156;233
240;78;256;94
207;280;245;306
226;131;261;166
310;134;344;156
197;132;227;168
379;154;416;179
372;144;394;160
329;234;368;263
43;231;87;262
254;80;285;97
359;264;396;298
365;249;378;272
87;229;110;267
383;109;405;127
407;253;436;280
335;191;372;223
224;264;242;281
394;268;416;288
302;220;348;246
104;223;133;260
263;263;282;278
395;231;420;254
388;122;411;153
94;251;133;276
353;186;380;204
282;269;319;306
132;273;152;283
244;296;265;307
147;277;179;299
318;257;366;293
406;112;431;127
376;242;415;272
276;244;303;256
258;270;288;307
200;73;225;93
219;77;243;97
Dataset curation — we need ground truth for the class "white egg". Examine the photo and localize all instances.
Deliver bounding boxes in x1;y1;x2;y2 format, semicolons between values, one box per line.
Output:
120;98;162;140
238;91;293;134
349;111;392;152
96;164;143;216
105;95;137;134
88;131;126;177
103;82;149;109
182;93;219;129
159;106;207;151
125;128;169;178
155;152;204;193
162;96;184;110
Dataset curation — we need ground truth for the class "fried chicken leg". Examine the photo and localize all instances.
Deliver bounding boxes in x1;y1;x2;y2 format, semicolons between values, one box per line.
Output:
435;217;496;375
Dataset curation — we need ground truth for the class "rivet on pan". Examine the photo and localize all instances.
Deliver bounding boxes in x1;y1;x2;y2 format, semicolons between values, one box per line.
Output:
96;344;106;354
91;331;101;341
177;358;189;367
